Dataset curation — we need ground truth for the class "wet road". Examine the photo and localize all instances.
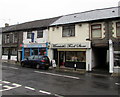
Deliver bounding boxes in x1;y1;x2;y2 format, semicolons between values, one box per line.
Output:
1;62;120;96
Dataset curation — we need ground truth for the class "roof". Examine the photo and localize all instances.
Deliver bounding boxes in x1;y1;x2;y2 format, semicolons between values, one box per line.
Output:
51;7;119;26
2;16;61;32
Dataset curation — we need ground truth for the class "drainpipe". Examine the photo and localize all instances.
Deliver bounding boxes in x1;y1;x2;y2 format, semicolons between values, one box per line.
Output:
109;39;114;73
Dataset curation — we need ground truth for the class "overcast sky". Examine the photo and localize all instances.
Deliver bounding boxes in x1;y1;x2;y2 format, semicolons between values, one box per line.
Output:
0;0;120;27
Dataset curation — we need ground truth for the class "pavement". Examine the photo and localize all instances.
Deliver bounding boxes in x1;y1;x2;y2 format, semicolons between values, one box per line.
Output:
1;59;120;77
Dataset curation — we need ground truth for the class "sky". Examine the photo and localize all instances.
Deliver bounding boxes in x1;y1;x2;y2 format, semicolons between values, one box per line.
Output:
0;0;120;27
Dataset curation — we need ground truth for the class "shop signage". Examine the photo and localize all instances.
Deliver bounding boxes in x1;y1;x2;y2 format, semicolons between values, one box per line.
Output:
23;43;46;48
52;42;91;48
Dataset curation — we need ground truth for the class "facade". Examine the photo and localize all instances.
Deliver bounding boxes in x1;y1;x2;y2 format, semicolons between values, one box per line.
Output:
2;26;23;61
1;6;120;73
49;7;120;73
2;17;61;61
21;17;61;60
48;23;92;71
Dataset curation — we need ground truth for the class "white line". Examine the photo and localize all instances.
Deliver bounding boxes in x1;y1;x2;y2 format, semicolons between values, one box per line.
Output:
115;83;120;85
25;86;35;91
39;90;51;95
0;84;2;86
2;81;11;84
12;83;22;87
34;71;80;80
9;67;18;70
54;94;64;97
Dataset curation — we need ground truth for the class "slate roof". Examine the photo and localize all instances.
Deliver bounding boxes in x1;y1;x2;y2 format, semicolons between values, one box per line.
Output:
2;16;61;32
51;7;119;26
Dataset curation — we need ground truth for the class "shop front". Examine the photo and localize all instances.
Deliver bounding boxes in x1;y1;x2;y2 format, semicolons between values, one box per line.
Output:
21;43;48;60
51;42;91;70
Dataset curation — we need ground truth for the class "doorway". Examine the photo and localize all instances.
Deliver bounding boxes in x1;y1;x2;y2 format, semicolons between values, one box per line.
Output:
93;47;109;71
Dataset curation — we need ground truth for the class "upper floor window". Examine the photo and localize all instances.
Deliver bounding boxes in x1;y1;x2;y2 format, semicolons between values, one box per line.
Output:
62;25;75;37
27;31;32;39
37;30;43;38
13;33;17;43
5;34;10;44
116;22;120;37
91;24;102;38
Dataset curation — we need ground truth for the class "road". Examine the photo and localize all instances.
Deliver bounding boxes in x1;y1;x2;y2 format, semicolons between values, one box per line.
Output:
1;62;120;96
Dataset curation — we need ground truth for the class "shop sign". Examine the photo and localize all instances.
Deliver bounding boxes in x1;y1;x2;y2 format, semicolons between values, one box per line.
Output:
52;42;91;48
23;43;46;48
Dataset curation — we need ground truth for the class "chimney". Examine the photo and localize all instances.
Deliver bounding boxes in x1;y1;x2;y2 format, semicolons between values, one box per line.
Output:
5;23;9;27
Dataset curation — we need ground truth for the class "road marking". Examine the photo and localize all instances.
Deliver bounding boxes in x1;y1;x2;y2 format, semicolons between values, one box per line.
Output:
9;67;18;70
12;83;22;87
39;90;51;95
2;66;18;70
2;81;11;84
25;86;35;91
34;71;80;79
115;83;120;85
54;94;64;97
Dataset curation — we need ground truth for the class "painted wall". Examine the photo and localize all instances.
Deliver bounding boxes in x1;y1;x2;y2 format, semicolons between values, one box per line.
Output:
49;23;90;44
23;29;48;44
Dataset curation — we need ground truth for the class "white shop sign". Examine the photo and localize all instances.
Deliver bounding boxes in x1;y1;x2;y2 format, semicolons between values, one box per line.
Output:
51;42;91;49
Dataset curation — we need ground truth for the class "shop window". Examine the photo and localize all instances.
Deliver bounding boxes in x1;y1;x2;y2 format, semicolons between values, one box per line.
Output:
66;51;86;62
91;24;102;38
27;31;32;39
2;48;9;55
39;49;46;55
116;22;120;37
32;49;38;55
24;49;30;58
11;48;17;55
5;34;10;44
62;25;75;37
114;51;120;66
37;30;43;38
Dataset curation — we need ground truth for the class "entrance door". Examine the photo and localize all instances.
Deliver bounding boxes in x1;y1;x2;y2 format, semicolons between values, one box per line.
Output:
59;51;65;67
93;47;109;71
8;48;11;60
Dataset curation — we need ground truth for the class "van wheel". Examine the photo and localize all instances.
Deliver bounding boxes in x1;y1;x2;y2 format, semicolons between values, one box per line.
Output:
21;63;24;67
36;64;40;69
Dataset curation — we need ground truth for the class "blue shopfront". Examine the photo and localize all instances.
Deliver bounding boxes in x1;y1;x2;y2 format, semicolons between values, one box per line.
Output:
21;43;48;60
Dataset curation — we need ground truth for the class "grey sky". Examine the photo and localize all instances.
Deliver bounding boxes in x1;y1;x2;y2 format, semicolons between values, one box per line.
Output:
0;0;120;27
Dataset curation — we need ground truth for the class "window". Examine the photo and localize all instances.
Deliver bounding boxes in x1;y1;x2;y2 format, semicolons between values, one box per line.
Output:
91;24;102;38
5;34;10;44
2;48;9;55
116;22;120;37
11;48;17;55
27;31;32;39
37;30;43;38
62;25;75;37
13;33;17;43
66;51;86;62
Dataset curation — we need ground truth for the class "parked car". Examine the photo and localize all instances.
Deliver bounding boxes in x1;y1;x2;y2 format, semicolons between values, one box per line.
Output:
21;55;50;70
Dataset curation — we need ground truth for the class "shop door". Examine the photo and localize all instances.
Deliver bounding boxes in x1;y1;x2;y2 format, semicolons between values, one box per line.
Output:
59;51;65;66
8;48;11;60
